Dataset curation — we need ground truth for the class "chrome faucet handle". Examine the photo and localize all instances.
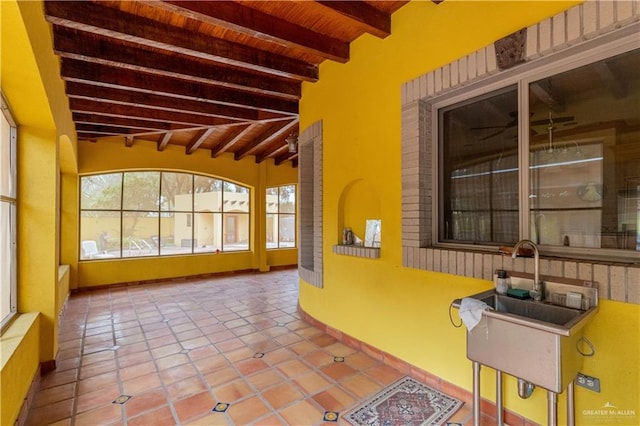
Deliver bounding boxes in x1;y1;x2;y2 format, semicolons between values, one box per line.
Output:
530;281;544;301
529;288;542;301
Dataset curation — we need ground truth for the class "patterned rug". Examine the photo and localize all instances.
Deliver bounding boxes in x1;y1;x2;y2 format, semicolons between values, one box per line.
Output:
344;376;463;426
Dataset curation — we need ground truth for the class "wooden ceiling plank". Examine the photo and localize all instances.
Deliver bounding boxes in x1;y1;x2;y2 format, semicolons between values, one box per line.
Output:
52;26;300;100
44;1;319;81
60;59;299;116
316;1;391;38
211;124;254;158
186;128;216;155
235;119;299;161
69;98;234;128
157;1;350;63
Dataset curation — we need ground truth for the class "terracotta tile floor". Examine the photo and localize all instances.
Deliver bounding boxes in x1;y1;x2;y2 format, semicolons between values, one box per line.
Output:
25;269;491;426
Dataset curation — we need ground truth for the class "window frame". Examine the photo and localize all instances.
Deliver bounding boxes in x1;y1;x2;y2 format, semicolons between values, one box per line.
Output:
79;171;251;260
1;93;17;332
266;184;297;250
431;33;640;262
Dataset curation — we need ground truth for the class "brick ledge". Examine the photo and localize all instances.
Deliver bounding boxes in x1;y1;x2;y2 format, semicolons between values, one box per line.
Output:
332;244;380;258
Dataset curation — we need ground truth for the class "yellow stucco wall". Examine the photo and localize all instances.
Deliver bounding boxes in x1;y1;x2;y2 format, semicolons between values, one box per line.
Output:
2;0;77;361
1;1;71;423
299;1;639;424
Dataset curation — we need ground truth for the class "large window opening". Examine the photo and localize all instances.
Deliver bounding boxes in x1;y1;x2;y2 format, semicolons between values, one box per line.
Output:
80;171;250;260
1;94;17;330
266;184;296;249
440;85;519;245
438;47;640;258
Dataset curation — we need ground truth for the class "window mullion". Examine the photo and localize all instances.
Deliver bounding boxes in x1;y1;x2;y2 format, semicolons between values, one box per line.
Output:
518;79;531;241
277;187;281;249
120;172;125;257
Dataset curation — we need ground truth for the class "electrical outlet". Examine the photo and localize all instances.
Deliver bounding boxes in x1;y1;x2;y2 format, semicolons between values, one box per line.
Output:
576;373;601;392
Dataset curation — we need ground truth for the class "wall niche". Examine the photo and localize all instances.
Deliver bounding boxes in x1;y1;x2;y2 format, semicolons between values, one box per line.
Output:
333;179;381;258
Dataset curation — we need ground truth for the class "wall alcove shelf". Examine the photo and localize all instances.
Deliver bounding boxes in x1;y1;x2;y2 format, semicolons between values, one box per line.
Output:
337;179;382;259
333;244;380;259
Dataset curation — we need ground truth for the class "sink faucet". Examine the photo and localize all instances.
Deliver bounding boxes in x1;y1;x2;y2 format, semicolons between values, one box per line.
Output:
512;239;543;301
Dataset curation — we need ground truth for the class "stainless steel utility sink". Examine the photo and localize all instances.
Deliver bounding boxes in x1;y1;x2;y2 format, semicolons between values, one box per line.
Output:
453;281;598;393
479;292;590;331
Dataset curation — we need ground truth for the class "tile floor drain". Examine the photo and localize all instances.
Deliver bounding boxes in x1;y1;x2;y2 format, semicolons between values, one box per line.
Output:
334;356;345;363
112;395;131;404
253;352;265;358
212;402;230;412
323;411;339;422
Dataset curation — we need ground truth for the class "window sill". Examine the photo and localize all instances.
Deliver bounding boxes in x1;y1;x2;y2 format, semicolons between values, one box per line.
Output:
332;244;380;259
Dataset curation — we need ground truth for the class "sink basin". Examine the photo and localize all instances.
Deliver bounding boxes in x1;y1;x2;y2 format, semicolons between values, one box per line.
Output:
454;288;598;393
480;293;586;330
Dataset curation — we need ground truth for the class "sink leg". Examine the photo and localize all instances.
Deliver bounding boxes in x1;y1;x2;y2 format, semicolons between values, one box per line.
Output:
496;370;503;425
567;380;575;426
548;390;558;426
473;362;481;426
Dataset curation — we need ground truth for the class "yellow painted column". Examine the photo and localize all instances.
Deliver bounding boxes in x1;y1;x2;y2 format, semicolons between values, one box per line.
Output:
255;161;270;272
18;126;60;363
60;171;79;290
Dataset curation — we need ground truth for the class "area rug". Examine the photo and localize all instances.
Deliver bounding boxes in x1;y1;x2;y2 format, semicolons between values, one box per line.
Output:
344;376;463;426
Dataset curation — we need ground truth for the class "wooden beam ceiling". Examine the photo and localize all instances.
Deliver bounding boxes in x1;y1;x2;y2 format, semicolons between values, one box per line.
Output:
44;0;414;166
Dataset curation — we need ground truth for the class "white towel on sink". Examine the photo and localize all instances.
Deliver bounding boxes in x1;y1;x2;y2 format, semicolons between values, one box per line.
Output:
459;297;493;331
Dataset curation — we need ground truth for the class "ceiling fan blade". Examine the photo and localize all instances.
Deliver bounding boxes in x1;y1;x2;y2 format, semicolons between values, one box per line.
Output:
479;129;505;141
530;116;575;126
472;125;507;130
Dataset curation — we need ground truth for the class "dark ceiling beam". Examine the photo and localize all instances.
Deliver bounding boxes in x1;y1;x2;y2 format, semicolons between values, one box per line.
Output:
60;59;298;116
64;80;259;123
77;131;120;139
256;145;289;163
274;150;299;166
211;124;254;158
52;26;300;100
235;119;299;161
44;1;319;81
61;59;298;119
186;128;216;155
72;113;191;133
156;1;350;63
316;1;391;39
68;98;235;128
76;123;147;135
158;132;174;151
593;61;627;99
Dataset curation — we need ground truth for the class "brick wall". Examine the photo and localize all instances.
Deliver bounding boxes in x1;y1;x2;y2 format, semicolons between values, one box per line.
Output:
298;120;324;288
